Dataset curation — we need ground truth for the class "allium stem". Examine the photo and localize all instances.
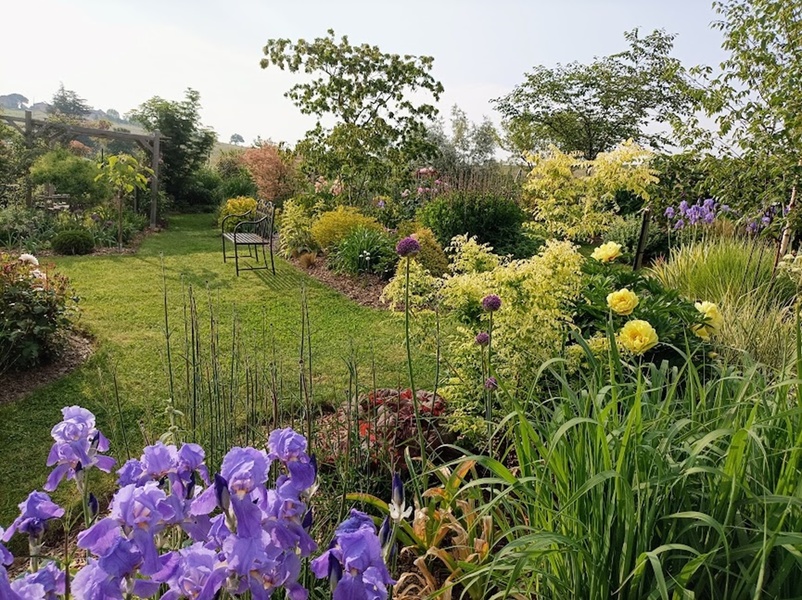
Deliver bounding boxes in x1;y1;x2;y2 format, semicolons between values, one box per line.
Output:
486;312;494;454
404;257;426;468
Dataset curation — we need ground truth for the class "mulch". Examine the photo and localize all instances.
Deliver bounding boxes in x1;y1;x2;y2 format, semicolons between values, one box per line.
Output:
287;253;389;310
0;332;95;405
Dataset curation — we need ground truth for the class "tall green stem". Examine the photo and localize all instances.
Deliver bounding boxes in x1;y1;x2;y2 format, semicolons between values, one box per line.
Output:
404;257;427;471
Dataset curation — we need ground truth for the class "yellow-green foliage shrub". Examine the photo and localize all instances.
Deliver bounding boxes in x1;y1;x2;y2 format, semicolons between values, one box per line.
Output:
524;140;657;241
279;199;317;258
411;226;449;277
382;237;584;443
311;206;381;251
218;196;257;231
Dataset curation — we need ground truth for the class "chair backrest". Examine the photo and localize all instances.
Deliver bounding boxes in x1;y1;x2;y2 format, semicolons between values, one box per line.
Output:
253;201;275;239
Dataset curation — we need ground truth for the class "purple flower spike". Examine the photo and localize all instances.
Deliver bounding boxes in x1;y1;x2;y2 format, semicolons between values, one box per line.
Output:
482;294;502;312
475;332;490;346
2;491;64;542
395;236;420;258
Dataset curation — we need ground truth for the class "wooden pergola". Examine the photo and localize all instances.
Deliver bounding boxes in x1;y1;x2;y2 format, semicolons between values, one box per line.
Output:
1;110;164;227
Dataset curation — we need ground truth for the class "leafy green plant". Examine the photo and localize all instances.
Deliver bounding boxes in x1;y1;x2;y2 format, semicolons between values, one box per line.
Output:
51;229;94;255
311;205;382;251
217;196;258;232
603;213;668;264
29;148;109;207
330;226;397;276
449;340;802;599
418;190;528;257
0;253;74;372
278;199;317;258
523;140;657;241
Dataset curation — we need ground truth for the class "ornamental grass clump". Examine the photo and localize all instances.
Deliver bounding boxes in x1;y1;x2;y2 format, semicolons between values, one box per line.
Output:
440;334;802;599
1;407;395;600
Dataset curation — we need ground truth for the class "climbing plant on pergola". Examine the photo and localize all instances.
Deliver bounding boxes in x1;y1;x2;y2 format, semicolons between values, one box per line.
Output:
0;110;165;227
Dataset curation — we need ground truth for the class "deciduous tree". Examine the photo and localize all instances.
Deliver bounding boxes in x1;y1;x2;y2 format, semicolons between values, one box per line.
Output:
495;29;690;161
260;29;444;201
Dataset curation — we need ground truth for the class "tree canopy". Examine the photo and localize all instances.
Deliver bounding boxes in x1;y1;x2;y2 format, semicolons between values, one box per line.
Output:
49;84;91;118
494;29;690;161
260;29;444;200
128;88;216;206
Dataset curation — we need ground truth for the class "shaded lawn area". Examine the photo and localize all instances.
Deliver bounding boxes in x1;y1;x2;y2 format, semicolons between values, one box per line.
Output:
0;214;436;525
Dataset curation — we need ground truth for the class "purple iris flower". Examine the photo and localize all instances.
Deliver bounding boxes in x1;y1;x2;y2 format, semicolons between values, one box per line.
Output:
2;491;64;542
664;206;675;219
141;441;178;480
116;459;146;487
674;219;685;231
45;407;115;492
158;543;226;600
0;568;21;600
21;561;65;600
178;443;211;486
703;198;715;209
0;528;13;566
761;214;772;225
268;429;316;493
8;578;44;600
311;509;394;600
220;447;270;500
678;200;689;215
72;557;159;600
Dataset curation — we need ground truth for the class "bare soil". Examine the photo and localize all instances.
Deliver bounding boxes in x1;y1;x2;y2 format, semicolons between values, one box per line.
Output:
287;253;389;310
0;332;95;405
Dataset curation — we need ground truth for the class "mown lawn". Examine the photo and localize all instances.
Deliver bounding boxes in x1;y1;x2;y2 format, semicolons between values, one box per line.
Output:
0;214;436;525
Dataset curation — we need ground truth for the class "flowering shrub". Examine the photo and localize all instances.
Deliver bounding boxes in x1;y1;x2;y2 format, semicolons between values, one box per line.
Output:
523;140;657;241
311;206;382;251
663;197;729;231
572;253;706;364
0;253;75;372
1;406;394;600
217;196;258;232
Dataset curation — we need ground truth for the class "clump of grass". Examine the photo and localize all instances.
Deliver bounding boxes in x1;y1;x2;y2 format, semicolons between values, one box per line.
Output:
650;236;796;369
449;333;802;599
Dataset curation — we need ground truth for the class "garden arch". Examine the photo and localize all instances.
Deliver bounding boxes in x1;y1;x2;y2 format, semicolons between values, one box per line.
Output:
1;110;165;227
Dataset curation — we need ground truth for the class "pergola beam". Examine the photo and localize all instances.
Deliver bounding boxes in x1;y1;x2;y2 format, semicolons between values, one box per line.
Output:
0;111;166;227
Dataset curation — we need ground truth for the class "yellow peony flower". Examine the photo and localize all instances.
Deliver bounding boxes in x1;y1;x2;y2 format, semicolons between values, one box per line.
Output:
618;319;659;355
606;288;639;315
591;241;623;263
692;301;724;340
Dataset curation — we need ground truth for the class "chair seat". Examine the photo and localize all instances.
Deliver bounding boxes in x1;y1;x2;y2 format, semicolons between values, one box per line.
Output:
222;232;269;245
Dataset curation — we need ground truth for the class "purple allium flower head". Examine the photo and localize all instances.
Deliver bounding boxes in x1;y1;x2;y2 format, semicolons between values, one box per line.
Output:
664;207;675;219
395;236;420;258
377;200;385;209
3;491;64;542
485;377;498;390
45;406;115;492
482;294;502;312
475;332;490;346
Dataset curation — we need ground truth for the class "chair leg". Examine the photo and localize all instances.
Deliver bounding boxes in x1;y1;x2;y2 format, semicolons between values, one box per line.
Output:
222;235;227;263
235;243;240;276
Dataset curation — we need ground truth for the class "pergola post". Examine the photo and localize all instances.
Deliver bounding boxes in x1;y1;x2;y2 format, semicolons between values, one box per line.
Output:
150;131;161;228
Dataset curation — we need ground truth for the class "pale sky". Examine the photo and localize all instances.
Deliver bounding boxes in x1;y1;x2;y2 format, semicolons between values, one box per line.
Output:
1;0;726;145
